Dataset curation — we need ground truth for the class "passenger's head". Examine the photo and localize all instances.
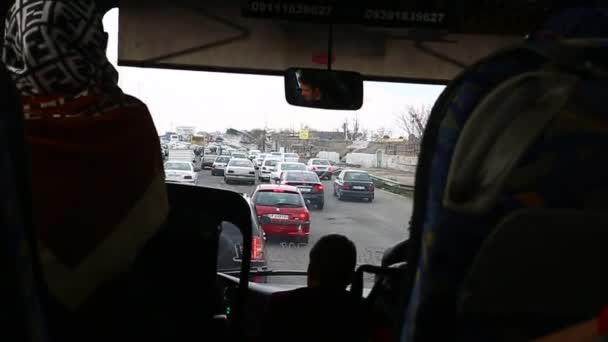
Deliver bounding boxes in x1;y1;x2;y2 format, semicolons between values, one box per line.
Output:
1;0;118;96
307;234;357;290
298;71;323;102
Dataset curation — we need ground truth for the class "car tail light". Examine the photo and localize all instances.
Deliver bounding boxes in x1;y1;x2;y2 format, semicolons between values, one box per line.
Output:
368;184;375;191
252;236;264;260
298;212;309;221
343;183;352;190
273;189;285;193
313;184;324;192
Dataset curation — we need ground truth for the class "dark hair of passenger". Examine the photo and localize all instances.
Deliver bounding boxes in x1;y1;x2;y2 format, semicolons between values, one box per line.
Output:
298;71;324;90
307;234;357;290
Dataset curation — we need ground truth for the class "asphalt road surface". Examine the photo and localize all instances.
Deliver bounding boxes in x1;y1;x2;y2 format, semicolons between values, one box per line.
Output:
196;167;413;287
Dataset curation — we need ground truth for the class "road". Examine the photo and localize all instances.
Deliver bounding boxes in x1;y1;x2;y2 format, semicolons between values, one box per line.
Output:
195;166;413;286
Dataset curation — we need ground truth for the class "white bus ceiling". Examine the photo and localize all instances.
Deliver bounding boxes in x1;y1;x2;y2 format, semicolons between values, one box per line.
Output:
117;0;556;83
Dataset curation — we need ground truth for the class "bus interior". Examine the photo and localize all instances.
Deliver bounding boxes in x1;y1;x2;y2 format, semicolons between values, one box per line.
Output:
2;1;608;341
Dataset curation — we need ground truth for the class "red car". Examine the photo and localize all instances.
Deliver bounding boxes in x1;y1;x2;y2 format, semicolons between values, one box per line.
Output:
252;184;310;244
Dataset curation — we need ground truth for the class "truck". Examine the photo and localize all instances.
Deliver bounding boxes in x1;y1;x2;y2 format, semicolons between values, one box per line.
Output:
168;149;196;163
191;135;205;147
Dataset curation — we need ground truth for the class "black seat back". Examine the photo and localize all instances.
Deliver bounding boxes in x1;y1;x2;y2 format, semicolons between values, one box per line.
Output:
71;183;253;342
459;210;608;340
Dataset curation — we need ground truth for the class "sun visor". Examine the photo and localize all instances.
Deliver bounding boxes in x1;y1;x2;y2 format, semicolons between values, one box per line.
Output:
118;0;554;82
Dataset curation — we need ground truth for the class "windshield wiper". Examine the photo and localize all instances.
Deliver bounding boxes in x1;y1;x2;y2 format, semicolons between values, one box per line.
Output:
218;268;308;277
274;203;300;207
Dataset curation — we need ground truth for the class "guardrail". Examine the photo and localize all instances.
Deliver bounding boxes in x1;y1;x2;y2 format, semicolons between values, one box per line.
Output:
369;174;415;194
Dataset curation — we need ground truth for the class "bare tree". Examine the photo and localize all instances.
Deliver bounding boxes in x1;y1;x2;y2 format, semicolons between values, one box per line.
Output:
396;104;431;138
340;115;367;141
351;115;360;141
372;127;392;141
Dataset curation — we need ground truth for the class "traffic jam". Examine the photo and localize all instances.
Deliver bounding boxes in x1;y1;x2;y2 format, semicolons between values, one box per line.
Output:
162;142;375;246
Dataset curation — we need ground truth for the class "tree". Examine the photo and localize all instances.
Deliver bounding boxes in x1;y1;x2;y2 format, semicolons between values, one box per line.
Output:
340;115;366;141
372;127;393;141
249;128;268;151
396;104;431;138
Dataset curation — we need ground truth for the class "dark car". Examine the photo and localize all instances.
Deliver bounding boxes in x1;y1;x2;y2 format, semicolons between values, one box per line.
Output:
217;195;267;272
211;155;231;176
279;171;325;209
202;153;218;169
333;170;375;202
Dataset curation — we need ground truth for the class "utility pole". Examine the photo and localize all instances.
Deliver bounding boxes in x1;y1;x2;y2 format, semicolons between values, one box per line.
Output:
262;123;268;152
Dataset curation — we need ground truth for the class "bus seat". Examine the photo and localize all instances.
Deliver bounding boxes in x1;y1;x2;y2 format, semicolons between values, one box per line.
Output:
460;210;608;340
0;64;49;341
401;37;608;342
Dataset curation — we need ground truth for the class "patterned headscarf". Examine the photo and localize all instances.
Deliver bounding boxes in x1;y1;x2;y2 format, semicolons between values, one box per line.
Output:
2;0;118;96
1;0;169;313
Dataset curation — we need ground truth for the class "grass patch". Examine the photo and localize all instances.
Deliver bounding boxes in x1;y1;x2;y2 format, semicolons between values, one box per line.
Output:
372;178;414;197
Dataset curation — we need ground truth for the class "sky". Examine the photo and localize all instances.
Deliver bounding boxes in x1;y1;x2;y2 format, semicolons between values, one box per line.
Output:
102;9;445;136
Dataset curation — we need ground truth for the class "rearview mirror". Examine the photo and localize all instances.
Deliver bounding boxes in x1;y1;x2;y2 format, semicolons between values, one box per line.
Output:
284;68;363;110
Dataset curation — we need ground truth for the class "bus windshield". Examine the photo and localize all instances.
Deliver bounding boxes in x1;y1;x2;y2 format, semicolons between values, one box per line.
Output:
103;9;445;288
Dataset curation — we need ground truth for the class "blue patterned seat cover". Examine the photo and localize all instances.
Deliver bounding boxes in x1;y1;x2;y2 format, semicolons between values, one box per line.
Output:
402;7;608;342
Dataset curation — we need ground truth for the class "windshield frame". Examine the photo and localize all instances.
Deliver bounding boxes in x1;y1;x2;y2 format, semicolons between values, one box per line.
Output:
279;163;306;171
284;171;319;182
344;171;372;181
264;159;279;166
311;159;330;165
228;159;254;168
164;162;193;171
215;157;231;163
253;189;305;207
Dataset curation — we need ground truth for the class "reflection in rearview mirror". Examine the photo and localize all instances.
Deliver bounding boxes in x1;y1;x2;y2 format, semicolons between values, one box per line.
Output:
284;68;363;110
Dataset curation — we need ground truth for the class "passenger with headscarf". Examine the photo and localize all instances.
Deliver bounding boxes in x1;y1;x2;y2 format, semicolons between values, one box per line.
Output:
1;0;168;332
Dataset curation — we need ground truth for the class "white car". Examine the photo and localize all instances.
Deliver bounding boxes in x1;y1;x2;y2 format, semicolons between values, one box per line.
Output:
269;152;284;161
255;153;268;169
307;158;333;180
270;162;307;183
164;160;198;184
283;152;300;163
224;158;256;185
259;157;281;182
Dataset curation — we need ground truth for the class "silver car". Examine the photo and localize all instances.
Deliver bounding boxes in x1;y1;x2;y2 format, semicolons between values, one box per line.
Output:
224;158;256;185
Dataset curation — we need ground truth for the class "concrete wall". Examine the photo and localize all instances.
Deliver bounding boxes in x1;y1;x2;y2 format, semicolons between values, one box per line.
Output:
346;153;378;168
385;155;417;173
346;152;418;173
317;151;340;163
